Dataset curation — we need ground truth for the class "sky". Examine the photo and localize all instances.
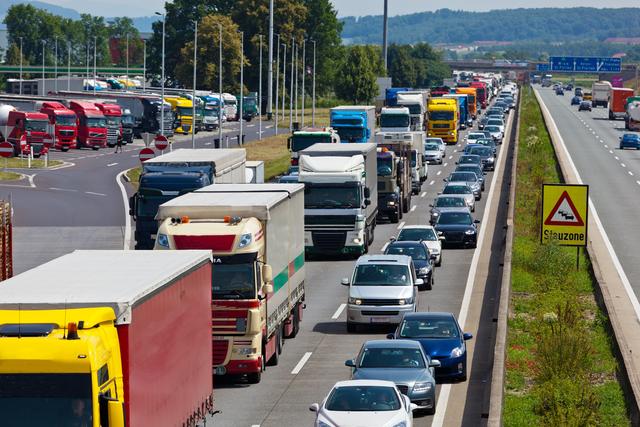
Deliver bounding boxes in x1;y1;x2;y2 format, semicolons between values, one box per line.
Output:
19;0;640;18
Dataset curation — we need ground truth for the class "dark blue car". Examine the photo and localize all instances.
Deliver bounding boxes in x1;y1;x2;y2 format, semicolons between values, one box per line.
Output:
389;312;473;381
620;133;640;150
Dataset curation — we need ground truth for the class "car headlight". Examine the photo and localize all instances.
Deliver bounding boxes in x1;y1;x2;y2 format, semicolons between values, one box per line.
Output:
431;211;439;217
157;233;170;248
235;347;257;355
418;266;431;275
398;297;414;305
238;233;252;248
451;347;464;358
387;201;396;206
465;228;476;235
348;297;362;305
413;382;433;393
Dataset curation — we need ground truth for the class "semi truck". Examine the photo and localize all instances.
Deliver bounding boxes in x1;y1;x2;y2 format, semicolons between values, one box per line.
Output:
94;103;123;147
330;106;376;143
592;81;613;108
375;132;413;223
287;127;340;165
626;97;640;131
443;93;471;129
165;96;198;135
223;93;238;121
379;107;411;132
0;106;52;157
608;87;635;120
470;81;488;109
427;98;459;144
130;148;247;250
455;87;478;119
299;143;378;256
397;91;428;131
0;250;214;427
409;131;427;192
200;95;222;130
67;101;107;150
154;183;305;384
384;87;412;107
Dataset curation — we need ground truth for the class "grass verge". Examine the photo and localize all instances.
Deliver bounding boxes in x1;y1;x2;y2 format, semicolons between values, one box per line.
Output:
2;158;63;169
503;85;629;426
0;171;22;181
125;133;291;190
275;108;330;128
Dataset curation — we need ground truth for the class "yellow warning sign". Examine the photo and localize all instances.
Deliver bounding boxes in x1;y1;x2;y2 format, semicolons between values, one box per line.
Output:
541;184;588;246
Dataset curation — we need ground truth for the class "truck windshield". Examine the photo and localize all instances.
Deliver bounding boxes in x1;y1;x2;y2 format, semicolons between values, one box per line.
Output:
380;114;410;128
292;135;331;152
430;111;454;121
305;184;361;209
122;114;134;125
204;108;219;116
56;115;76;126
86;117;107;128
244;98;257;107
334;127;364;142
403;104;422;115
0;373;92;426
212;263;256;299
106;116;121;126
177;107;193;117
377;157;393;176
25;120;48;132
410;150;417;168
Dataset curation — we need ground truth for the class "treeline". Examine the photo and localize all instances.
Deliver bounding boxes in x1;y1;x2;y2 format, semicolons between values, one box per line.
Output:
342;8;640;45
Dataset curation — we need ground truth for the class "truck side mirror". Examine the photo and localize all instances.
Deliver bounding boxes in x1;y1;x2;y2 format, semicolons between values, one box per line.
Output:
261;264;273;283
99;394;124;427
287;137;292;150
364;199;371;207
364;187;371;199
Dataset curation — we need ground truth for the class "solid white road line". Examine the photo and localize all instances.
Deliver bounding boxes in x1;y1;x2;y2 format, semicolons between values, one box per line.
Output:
107;162;118;167
397;221;405;230
331;304;347;320
85;191;107;196
49;187;76;192
116;170;132;250
25;174;36;188
291;352;313;375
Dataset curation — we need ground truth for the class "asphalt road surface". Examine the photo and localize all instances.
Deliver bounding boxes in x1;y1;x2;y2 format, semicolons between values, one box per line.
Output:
536;87;640;303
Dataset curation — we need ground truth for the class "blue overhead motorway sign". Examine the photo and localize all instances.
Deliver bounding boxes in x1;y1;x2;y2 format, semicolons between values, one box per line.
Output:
536;63;550;72
548;56;622;73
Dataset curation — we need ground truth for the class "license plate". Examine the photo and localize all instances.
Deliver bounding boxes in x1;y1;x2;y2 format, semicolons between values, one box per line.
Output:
214;366;227;375
370;317;390;323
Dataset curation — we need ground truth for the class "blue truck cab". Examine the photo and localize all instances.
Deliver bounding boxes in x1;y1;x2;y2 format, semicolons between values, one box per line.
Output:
385;87;413;107
330;106;377;143
444;93;471;130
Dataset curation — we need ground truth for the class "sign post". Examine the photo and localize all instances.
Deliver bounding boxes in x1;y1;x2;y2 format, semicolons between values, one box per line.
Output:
141;132;154;148
541;184;589;269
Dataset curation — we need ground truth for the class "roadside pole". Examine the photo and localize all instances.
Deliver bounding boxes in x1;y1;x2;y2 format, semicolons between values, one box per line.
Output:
275;34;280;135
259;35;263;140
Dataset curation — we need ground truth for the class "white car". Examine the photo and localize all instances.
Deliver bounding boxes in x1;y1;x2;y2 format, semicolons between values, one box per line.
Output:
465;132;486;144
425;137;446;156
310;379;417;427
395;225;444;266
424;141;444;164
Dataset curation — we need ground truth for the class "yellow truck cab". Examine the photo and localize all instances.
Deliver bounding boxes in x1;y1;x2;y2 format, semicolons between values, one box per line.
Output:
0;250;214;427
428;98;459;144
164;96;196;135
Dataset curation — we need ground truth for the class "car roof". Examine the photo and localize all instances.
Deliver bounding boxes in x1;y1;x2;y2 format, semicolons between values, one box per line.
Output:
439;208;472;214
388;240;426;248
401;225;436;230
356;254;412;265
362;339;424;349
402;311;455;320
333;379;397;388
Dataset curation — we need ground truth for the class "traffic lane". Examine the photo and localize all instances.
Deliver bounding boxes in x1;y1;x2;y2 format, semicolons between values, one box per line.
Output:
536;88;640;297
211;128;499;427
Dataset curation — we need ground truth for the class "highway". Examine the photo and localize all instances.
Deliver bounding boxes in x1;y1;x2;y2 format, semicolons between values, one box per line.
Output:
536;88;640;301
212;113;515;426
0;118;278;273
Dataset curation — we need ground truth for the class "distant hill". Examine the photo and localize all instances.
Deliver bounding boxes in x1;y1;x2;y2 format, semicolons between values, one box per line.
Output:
341;8;640;45
0;0;156;32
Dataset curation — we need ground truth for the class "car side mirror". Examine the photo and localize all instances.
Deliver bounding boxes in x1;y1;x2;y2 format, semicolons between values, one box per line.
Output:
443;178;448;182
439;236;446;241
415;278;424;286
463;332;473;340
344;359;356;368
389;237;397;242
429;359;441;368
386;333;395;339
428;204;433;207
341;278;350;286
309;403;320;412
430;254;437;260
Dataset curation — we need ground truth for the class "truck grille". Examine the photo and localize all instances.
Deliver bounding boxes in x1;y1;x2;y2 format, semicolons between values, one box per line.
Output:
432;123;450;129
212;340;229;366
58;129;74;136
361;311;399;316
305;215;356;227
312;232;346;249
106;127;118;144
360;299;402;306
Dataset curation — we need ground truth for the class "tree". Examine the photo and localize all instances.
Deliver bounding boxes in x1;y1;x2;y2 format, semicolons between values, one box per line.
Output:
388;44;417;87
335;46;378;104
4;43;31;79
108;17;144;66
174;14;244;92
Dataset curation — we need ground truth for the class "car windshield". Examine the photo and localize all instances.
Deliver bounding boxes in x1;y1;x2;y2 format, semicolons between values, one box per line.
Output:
305;185;360;209
56;115;76;126
430;111;454;121
467;134;483;140
459;156;479;164
359;347;426;369
353;264;411;286
381;114;410;128
487;120;503;126
386;244;428;260
443;185;470;195
449;172;476;182
398;228;437;241
437;211;473;225
435;196;467;207
469;147;491;156
325;386;401;412
476;139;494;147
485;126;500;132
399;318;460;339
212;263;256;300
425;138;443;144
424;143;440;151
0;373;93;426
86;117;107;127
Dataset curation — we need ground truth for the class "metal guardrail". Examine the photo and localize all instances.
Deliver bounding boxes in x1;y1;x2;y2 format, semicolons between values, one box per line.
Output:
0;66;144;74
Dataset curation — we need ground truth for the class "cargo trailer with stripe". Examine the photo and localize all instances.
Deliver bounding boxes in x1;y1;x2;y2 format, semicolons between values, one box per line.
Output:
155;183;305;384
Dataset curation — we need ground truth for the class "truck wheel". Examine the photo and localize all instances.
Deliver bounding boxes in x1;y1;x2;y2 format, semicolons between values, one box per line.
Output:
267;328;282;366
289;305;301;338
247;372;261;384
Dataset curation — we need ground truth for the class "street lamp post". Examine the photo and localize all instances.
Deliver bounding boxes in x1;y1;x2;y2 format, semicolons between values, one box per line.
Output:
67;41;71;91
275;34;280;135
259;34;263;140
126;34;130;87
301;39;306;127
239;31;244;146
192;20;198;149
290;38;294;131
93;36;97;96
312;40;316;127
282;43;287;122
294;41;298;122
41;40;46;96
155;11;166;136
54;37;58;92
267;0;274;120
218;23;223;147
143;40;146;91
18;37;23;95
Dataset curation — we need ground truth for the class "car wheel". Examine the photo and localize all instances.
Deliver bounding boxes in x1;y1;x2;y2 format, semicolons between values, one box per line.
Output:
436;255;442;267
347;322;357;333
390;212;399;223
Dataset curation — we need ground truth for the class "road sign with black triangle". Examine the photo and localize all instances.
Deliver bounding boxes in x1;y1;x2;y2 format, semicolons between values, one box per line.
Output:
541;184;588;246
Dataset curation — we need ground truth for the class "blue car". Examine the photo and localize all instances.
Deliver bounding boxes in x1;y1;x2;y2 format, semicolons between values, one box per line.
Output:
389;312;473;381
619;133;640;150
571;96;582;106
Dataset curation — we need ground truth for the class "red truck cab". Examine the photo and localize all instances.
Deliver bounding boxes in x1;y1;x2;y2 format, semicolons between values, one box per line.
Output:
470;81;488;110
430;86;451;97
37;101;77;151
95;102;123;147
3;110;51;157
68;101;107;150
609;87;635;120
